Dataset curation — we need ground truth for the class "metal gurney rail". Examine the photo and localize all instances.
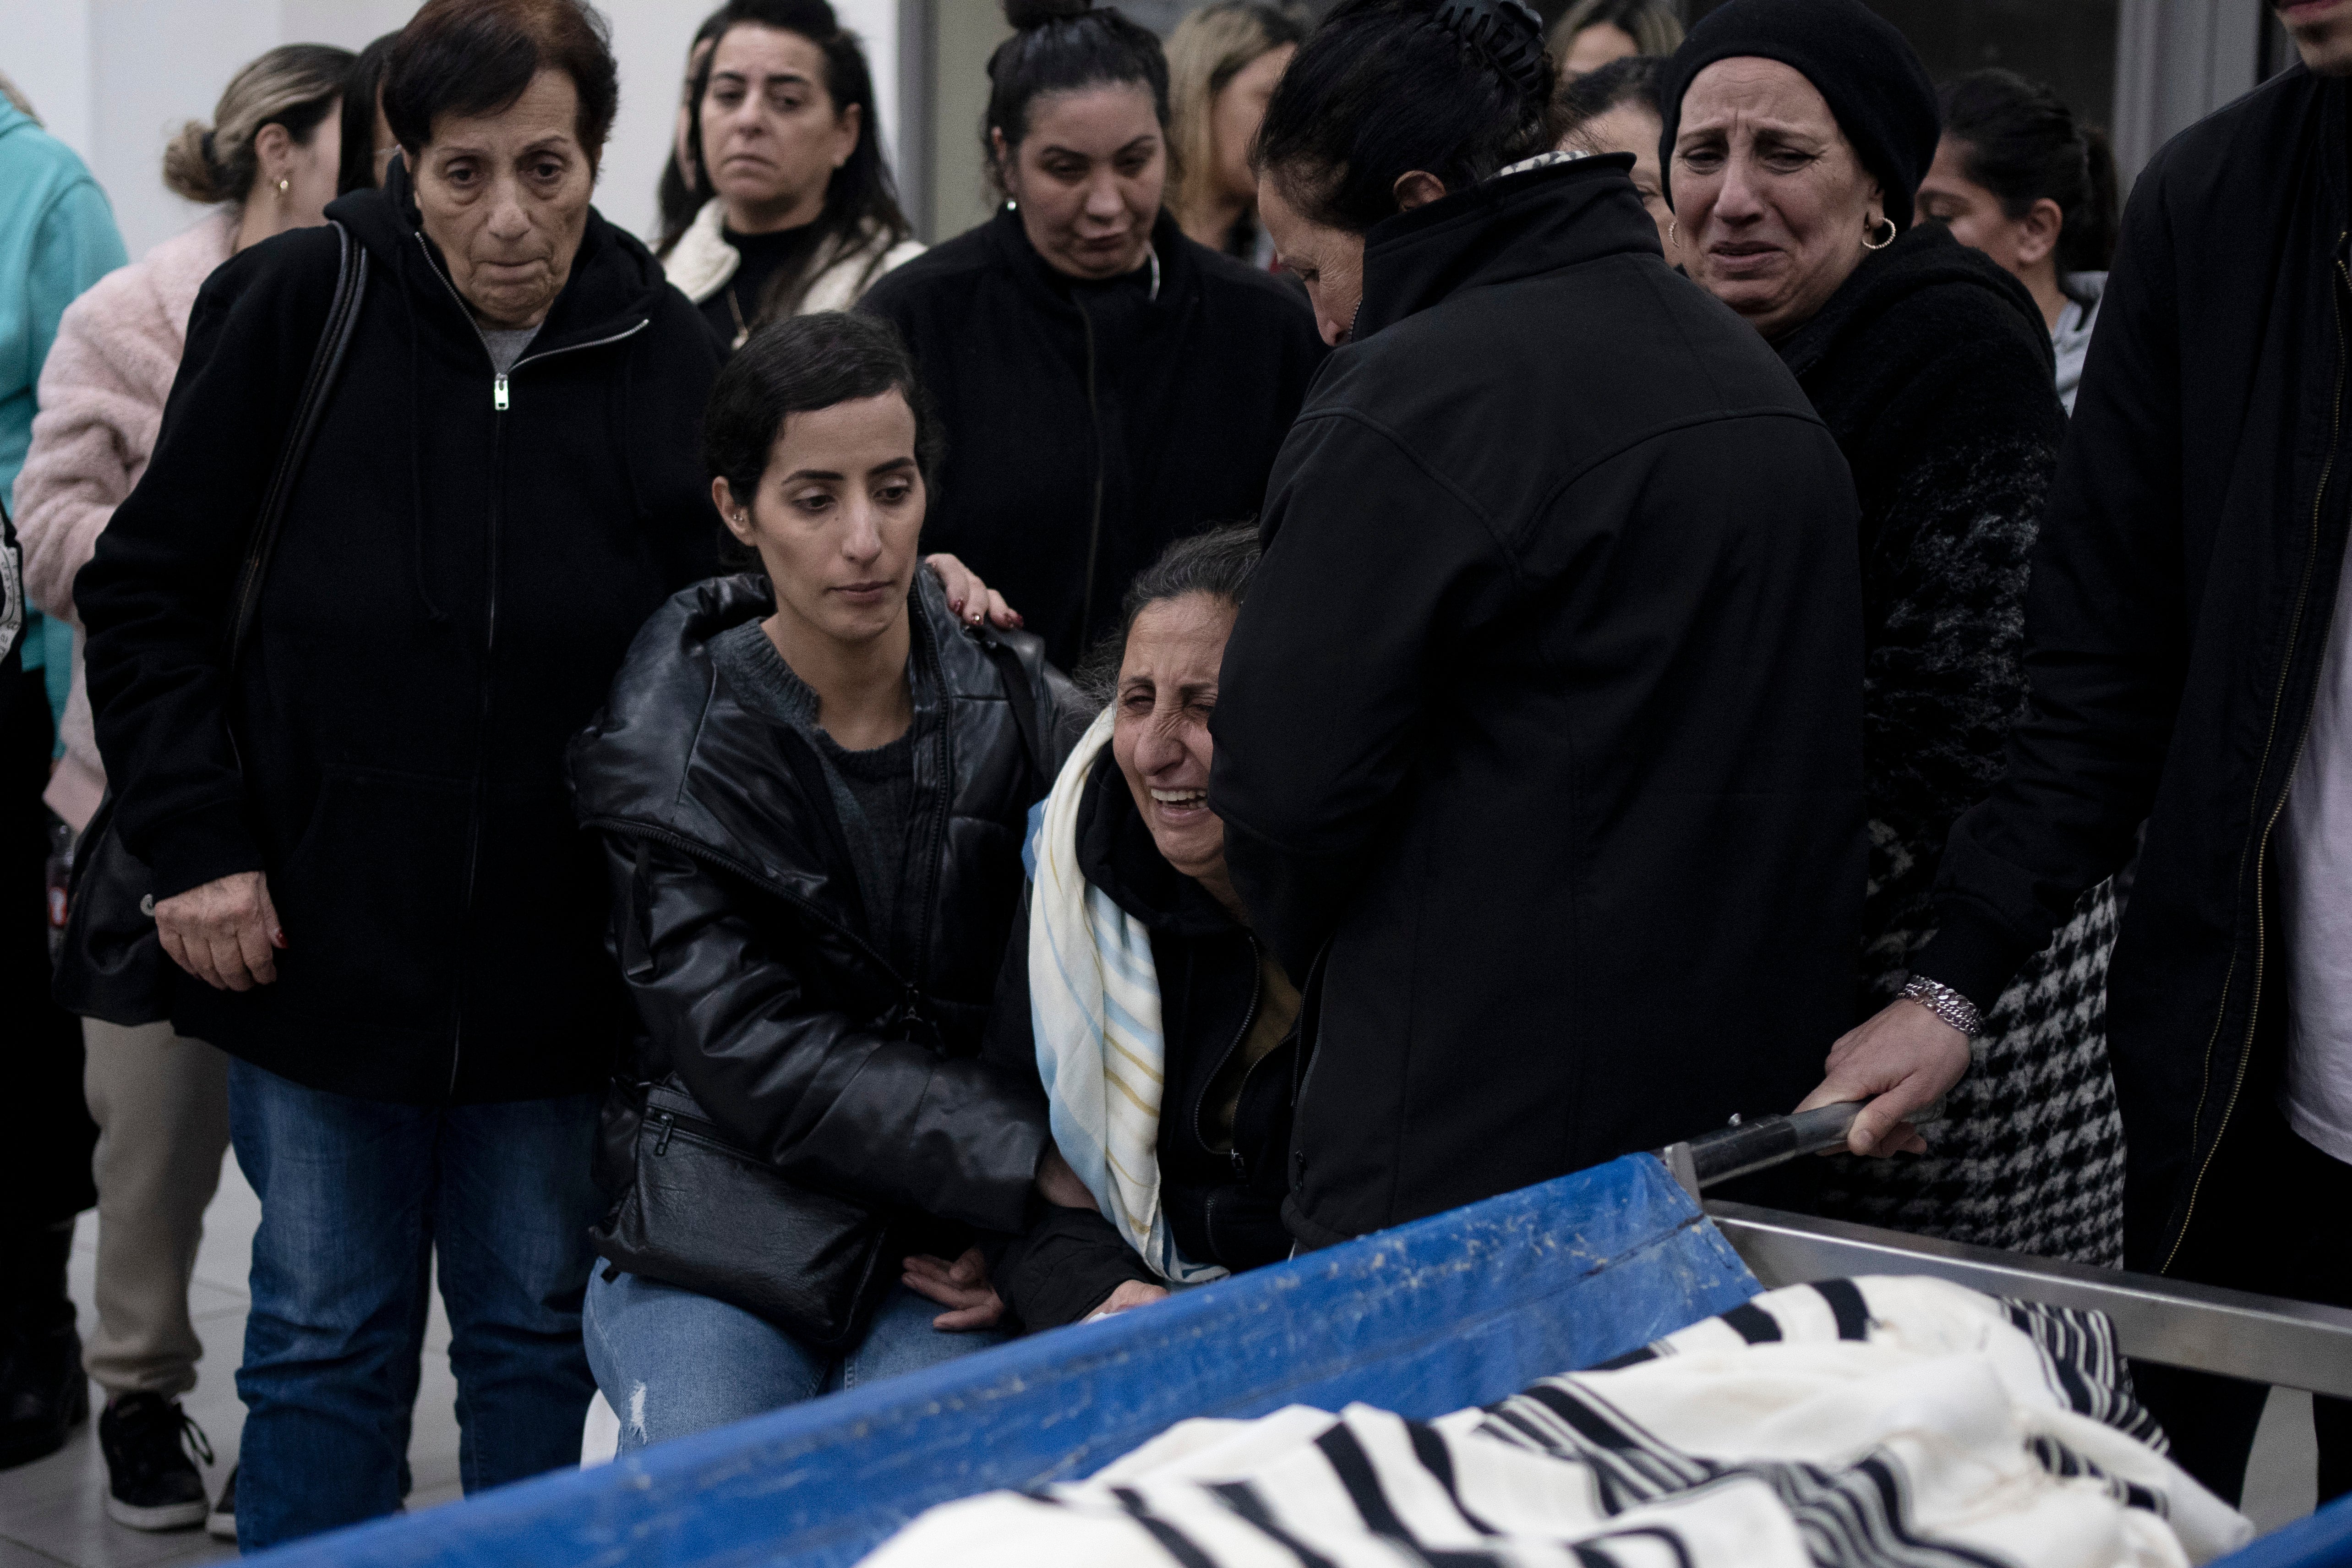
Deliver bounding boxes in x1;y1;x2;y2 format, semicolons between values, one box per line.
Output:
1661;1102;2352;1401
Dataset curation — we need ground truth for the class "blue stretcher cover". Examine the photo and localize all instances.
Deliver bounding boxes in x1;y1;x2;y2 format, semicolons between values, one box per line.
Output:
246;1147;2352;1568
251;1153;1752;1567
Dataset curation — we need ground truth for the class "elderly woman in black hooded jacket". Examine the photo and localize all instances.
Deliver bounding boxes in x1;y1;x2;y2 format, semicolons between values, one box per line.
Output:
1209;0;1866;1253
1656;0;2124;1266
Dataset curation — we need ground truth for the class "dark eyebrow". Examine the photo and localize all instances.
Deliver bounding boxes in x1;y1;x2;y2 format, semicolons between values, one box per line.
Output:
779;456;916;484
713;68;816;90
1037;133;1160;162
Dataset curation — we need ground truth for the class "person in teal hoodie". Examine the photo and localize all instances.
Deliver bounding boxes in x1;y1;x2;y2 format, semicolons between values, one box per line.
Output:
0;82;123;1474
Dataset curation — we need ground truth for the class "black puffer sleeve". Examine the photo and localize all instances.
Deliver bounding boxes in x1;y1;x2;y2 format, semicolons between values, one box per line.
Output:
609;833;1049;1233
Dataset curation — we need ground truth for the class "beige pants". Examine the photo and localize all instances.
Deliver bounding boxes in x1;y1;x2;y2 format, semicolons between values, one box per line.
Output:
80;1018;231;1399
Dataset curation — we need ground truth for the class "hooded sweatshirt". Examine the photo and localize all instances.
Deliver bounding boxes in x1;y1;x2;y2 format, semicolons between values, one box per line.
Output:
75;162;723;1104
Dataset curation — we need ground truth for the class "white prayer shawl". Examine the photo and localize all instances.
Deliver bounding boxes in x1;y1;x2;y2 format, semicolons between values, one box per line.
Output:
864;1276;2254;1568
1024;710;1226;1289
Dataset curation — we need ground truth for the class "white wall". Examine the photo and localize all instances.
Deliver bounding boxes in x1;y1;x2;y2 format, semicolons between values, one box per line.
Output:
0;0;900;260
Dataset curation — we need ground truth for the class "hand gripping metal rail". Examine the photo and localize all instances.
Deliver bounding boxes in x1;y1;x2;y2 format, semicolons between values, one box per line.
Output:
1657;1105;2352;1400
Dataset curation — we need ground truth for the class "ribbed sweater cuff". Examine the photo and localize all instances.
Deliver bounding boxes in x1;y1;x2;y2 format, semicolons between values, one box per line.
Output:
1910;906;2030;1016
148;801;265;900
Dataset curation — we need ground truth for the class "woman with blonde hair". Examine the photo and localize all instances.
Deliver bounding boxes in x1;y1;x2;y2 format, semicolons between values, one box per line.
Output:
14;39;347;1541
1165;0;1304;263
1551;0;1683;76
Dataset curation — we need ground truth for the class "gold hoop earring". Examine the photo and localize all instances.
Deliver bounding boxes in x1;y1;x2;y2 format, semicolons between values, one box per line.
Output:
1862;215;1897;251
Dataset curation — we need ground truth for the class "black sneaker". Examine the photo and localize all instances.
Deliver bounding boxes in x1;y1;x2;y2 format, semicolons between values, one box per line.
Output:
207;1464;237;1541
97;1393;211;1530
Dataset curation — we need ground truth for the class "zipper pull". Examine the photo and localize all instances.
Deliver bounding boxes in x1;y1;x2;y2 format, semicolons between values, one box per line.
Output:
653;1112;675;1156
493;374;509;411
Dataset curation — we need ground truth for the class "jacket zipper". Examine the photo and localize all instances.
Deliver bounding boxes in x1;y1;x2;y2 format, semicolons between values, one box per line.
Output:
415;233;649;1094
1193;934;1263;1179
2162;236;2352;1273
1075;299;1107;646
903;608;953;1003
584;817;923;1010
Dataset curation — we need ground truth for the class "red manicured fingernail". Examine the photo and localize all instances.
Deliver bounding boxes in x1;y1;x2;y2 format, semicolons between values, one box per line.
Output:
271;927;287;948
950;598;964;614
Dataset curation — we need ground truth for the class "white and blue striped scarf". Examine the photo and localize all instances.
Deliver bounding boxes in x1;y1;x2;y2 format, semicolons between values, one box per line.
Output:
1022;710;1227;1289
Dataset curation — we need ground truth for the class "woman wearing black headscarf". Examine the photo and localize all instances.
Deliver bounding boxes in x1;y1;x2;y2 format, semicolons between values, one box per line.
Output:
1211;0;1865;1251
1658;0;2122;1264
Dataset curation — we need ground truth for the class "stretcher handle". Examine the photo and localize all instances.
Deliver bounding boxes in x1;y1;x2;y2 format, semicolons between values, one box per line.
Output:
1655;1102;1862;1197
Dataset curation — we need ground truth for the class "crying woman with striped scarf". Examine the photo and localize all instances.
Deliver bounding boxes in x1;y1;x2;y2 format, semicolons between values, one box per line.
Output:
910;524;1301;1331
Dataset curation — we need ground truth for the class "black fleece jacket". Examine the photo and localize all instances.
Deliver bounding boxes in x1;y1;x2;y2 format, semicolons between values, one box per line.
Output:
1919;66;2352;1271
983;750;1297;1329
860;208;1326;668
1211;156;1866;1247
1772;224;2066;1014
568;572;1087;1241
75;164;722;1103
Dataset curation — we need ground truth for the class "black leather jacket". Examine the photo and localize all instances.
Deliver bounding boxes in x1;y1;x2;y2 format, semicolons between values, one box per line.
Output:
567;571;1087;1253
984;751;1297;1328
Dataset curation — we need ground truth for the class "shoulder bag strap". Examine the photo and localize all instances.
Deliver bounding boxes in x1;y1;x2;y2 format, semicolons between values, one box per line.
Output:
224;220;369;667
983;637;1051;792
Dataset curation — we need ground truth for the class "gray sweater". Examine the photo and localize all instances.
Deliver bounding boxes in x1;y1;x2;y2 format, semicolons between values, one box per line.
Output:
709;619;919;962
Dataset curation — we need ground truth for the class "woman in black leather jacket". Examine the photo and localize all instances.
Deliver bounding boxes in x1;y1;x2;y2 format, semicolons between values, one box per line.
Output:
566;311;1086;1452
926;524;1296;1332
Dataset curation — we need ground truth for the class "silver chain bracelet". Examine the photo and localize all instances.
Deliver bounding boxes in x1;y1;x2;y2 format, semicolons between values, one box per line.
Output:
1899;976;1983;1038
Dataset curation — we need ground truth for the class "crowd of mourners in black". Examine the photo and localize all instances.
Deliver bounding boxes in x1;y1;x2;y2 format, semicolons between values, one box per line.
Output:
7;0;2352;1550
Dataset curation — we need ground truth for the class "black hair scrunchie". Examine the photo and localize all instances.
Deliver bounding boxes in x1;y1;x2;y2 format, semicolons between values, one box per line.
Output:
1433;0;1549;101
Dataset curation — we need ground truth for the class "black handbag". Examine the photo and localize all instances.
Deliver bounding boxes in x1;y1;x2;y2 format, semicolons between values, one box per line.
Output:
52;222;369;1026
591;1081;900;1353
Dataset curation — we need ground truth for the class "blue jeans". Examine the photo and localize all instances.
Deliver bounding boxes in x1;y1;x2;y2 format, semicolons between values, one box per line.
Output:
228;1059;603;1551
584;1268;1009;1454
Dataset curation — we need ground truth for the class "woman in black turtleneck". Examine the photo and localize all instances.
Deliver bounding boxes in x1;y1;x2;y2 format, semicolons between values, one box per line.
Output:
660;0;921;348
859;0;1326;670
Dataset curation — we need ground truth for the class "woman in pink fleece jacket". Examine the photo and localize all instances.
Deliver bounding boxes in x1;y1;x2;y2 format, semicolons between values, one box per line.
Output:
12;40;349;1540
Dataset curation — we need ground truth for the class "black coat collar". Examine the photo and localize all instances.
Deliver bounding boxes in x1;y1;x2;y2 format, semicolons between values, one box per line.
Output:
1773;222;2050;383
978;202;1198;317
1354;154;1659;339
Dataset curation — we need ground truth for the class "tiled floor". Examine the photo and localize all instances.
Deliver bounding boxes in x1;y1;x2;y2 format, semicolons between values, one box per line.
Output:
0;1153;464;1566
0;1158;2325;1565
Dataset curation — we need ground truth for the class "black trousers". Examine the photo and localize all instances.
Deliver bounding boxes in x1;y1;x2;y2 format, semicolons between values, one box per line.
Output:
2131;1097;2352;1508
0;661;97;1231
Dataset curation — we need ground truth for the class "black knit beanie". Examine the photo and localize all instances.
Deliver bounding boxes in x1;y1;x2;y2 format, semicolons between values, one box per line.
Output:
1656;0;1938;230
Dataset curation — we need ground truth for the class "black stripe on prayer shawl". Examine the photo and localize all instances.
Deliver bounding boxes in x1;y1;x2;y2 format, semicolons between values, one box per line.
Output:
1720;1302;1784;1344
1314;1426;1418;1540
1812;1278;1873;1340
1206;1482;1343;1568
1110;1485;1218;1568
1408;1420;1503;1535
1582;1524;1702;1568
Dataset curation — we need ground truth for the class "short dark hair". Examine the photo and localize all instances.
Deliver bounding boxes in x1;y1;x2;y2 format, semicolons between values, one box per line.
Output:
384;0;620;160
985;0;1172;194
1074;522;1262;707
702;312;944;534
1555;54;1661;145
1938;68;2119;277
1255;0;1561;234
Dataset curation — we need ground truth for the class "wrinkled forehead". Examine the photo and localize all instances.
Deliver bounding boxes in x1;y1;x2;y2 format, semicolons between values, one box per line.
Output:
1677;57;1840;143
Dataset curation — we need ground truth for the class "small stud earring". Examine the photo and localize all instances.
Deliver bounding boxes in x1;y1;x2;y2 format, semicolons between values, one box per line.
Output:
277;177;290;196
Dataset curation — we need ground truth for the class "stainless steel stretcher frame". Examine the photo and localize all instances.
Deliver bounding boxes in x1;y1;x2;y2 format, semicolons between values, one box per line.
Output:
1660;1104;2352;1402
